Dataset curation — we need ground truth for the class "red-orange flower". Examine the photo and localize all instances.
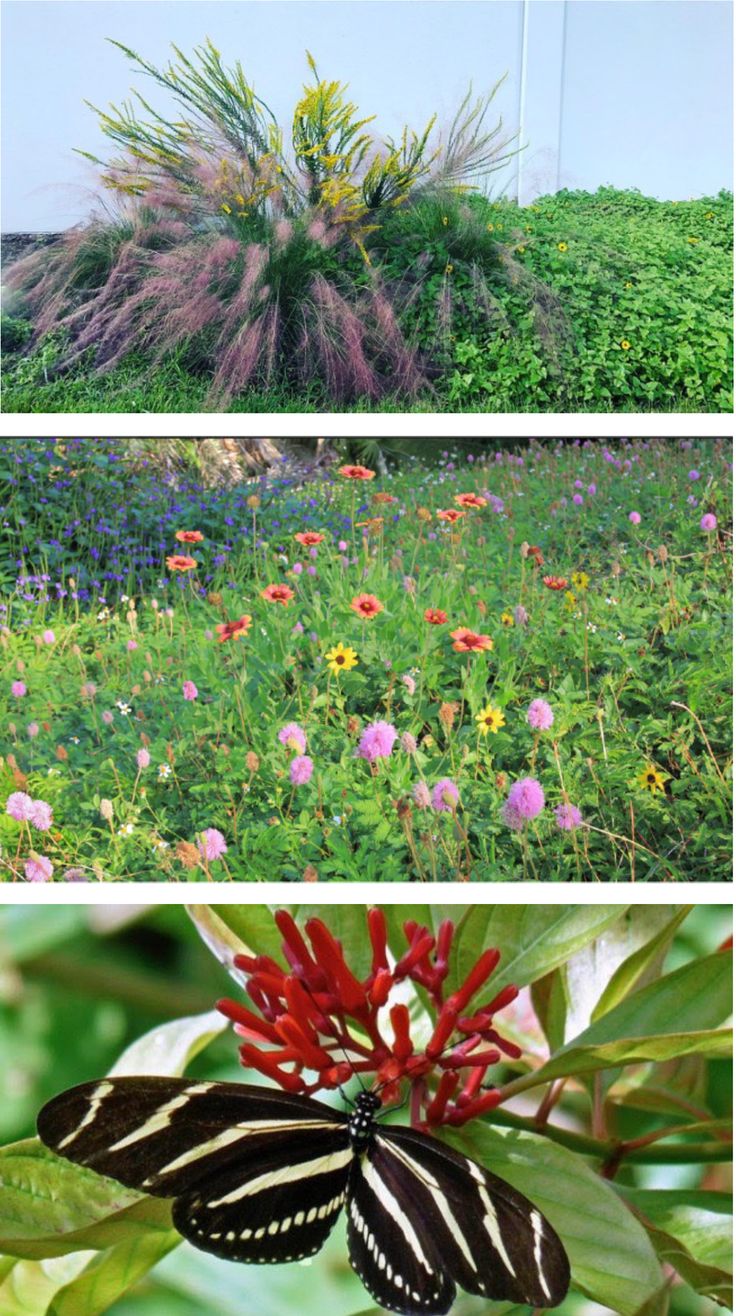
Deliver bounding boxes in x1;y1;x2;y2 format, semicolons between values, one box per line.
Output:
454;493;486;509
262;584;295;606
543;575;568;591
351;593;384;619
294;531;325;546
166;554;197;572
338;464;375;480
529;545;544;566
437;508;465;524
372;492;396;504
450;627;494;653
215;614;252;642
424;607;448;625
175;530;204;544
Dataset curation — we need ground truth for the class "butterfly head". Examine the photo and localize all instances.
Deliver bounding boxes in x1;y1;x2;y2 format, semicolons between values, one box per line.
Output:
348;1089;381;1150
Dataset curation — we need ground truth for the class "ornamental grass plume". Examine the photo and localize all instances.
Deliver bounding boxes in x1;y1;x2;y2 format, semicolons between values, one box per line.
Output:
218;907;521;1127
6;43;533;405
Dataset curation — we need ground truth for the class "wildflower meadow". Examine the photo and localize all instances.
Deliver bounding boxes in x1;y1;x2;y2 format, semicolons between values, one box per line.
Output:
0;437;732;882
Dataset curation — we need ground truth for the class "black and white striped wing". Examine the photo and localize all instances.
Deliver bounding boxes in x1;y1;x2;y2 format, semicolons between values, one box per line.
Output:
38;1077;352;1265
348;1125;570;1315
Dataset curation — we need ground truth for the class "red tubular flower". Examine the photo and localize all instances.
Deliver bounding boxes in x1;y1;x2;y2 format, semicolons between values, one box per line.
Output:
218;907;521;1131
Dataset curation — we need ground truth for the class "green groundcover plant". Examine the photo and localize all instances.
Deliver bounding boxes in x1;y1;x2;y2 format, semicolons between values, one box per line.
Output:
2;41;732;413
0;437;731;882
0;902;731;1316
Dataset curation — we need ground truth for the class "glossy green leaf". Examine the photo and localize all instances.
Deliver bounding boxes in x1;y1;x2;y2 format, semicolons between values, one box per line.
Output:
620;1189;732;1307
188;903;284;976
447;1123;662;1316
592;907;691;1021
109;1010;226;1078
47;1221;181;1316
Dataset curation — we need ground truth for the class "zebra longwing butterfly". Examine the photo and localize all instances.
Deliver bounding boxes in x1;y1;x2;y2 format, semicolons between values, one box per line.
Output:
38;1077;569;1315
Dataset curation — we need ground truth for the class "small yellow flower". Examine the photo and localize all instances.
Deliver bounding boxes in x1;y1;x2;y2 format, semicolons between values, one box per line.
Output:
235;194;246;207
620;339;631;351
221;203;232;215
475;704;506;736
571;571;590;591
442;216;449;226
624;281;633;289
445;263;454;275
515;245;526;254
705;211;715;219
637;764;666;794
325;642;359;675
486;222;494;232
500;611;514;627
564;590;577;610
557;241;568;252
686;236;700;244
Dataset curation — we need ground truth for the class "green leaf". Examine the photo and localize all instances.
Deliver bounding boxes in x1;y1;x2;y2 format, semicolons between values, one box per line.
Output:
447;1123;662;1315
47;1222;180;1316
109;1010;226;1078
592;907;692;1021
619;1189;732;1307
531;949;732;1083
187;903;284;972
530;968;568;1054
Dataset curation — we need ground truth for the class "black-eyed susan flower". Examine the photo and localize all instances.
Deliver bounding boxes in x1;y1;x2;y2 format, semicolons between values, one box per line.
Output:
475;704;506;735
557;241;568;252
637;764;666;794
620;339;631;351
325;642;359;675
571;571;590;591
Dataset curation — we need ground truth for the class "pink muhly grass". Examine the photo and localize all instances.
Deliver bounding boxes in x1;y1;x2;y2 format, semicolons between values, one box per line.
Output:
527;699;554;730
25;856;54;882
432;778;460;813
197;828;228;861
506;777;545;821
289;755;314;785
357;721;398;762
278;722;307;754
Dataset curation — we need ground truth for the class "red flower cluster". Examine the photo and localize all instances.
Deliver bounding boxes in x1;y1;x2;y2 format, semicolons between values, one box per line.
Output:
218;909;521;1131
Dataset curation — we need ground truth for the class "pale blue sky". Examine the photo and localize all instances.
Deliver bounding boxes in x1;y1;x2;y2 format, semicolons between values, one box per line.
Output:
2;0;732;231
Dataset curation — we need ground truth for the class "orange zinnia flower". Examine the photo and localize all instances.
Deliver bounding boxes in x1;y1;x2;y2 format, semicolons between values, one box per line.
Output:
424;607;448;625
454;493;486;509
437;508;465;524
338;464;375;480
543;575;568;591
166;554;197;572
450;627;494;653
262;584;295;605
175;530;204;544
294;531;325;546
350;593;384;619
215;614;252;642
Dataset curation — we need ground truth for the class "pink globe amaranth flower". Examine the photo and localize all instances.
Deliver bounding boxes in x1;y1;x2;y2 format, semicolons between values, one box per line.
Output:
27;723;39;739
11;681;26;698
28;799;53;831
278;722;307;754
412;781;431;809
587;484;597;495
127;639;139;651
357;721;398;762
289;755;314;785
182;681;199;701
136;748;151;769
402;674;416;695
628;511;641;525
42;629;55;645
292;562;304;575
513;605;528;626
25;855;54;882
555;803;583;831
432;778;460;813
528;699;554;731
338;540;348;551
6;791;34;821
197;828;228;862
400;731;417;753
572;493;584;506
507;777;545;820
102;710;114;725
688;469;700;481
700;513;717;532
501;799;525;831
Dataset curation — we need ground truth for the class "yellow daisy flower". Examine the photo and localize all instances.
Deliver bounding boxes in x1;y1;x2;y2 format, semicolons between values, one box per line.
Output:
475;705;506;736
637;764;666;794
620;339;631;351
325;642;359;676
571;571;590;591
500;611;514;627
557;241;568;252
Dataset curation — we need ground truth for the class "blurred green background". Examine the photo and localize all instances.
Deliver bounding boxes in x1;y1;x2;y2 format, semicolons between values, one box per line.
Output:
0;904;730;1316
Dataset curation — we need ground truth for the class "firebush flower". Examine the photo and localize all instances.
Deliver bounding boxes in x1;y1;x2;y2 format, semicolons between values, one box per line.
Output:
290;755;314;785
358;720;398;762
217;907;521;1129
182;680;199;700
528;699;554;730
338;464;375;480
197;828;228;861
279;722;307;754
175;529;204;543
424;607;448;625
166;554;197;571
450;627;493;653
432;778;460;813
215;614;252;642
350;593;384;619
262;583;295;605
